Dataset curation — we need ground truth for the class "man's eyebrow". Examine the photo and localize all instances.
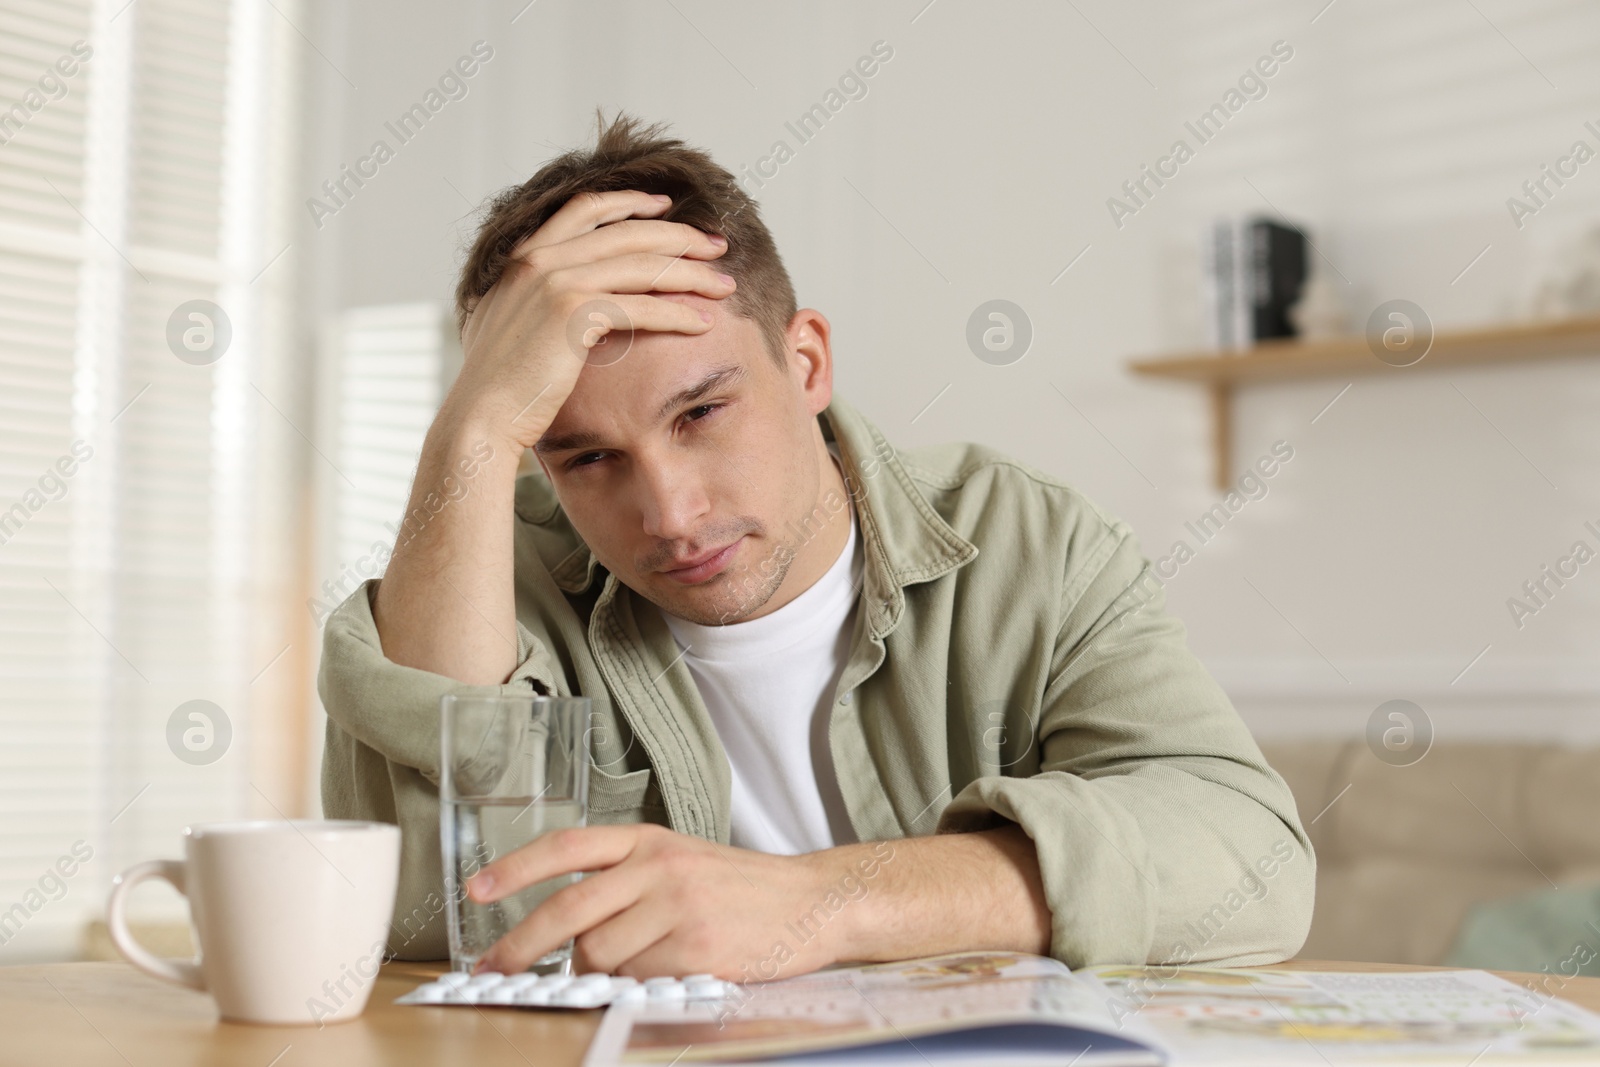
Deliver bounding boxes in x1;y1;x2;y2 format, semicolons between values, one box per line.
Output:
534;366;747;456
533;429;604;456
653;365;745;422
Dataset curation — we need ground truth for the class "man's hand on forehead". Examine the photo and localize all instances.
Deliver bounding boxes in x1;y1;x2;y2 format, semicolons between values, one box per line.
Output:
372;189;741;689
639;289;726;326
447;189;738;452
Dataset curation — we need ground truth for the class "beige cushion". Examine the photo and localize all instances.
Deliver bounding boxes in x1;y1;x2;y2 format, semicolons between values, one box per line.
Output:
1260;740;1600;965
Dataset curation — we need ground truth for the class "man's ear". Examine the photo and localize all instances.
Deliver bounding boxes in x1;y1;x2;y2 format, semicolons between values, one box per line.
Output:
785;308;834;416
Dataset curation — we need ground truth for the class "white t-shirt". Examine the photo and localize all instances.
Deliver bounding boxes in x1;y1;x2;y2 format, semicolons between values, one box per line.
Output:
661;499;862;855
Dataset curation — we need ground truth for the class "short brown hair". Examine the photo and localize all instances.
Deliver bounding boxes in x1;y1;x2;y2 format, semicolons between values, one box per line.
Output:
454;110;797;363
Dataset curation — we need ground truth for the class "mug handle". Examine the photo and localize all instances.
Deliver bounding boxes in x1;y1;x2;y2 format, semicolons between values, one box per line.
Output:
106;860;205;991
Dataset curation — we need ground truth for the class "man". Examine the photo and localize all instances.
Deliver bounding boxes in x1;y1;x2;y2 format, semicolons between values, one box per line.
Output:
319;112;1314;980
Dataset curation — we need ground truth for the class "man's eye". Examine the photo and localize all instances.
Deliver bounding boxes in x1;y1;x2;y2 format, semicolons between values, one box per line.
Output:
568;452;606;470
683;403;720;424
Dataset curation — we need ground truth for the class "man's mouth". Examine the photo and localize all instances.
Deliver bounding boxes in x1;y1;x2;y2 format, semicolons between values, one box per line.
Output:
659;539;743;585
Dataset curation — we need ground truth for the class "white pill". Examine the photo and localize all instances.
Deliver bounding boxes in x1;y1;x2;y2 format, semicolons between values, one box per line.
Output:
436;972;472;989
538;974;574;992
410;984;450;1004
465;972;505;988
485;986;522;1005
685;979;726;999
572;973;611;990
684;973;716;983
504;974;543;989
646;980;686;1000
552;987;609;1009
516;986;554;1006
608;976;639;989
614;985;648;1005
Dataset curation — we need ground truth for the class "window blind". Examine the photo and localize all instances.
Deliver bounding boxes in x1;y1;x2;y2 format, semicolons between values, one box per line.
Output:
331;302;459;571
0;0;294;960
0;0;106;962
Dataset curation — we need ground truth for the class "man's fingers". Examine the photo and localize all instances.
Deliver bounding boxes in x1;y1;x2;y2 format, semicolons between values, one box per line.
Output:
579;294;717;341
557;253;735;300
556;294;712;357
513;189;671;257
469;824;641;903
543;217;727;269
476;866;643;975
573;895;675;977
615;929;734;982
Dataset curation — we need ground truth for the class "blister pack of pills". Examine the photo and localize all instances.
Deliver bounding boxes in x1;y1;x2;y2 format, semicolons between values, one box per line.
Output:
396;969;738;1010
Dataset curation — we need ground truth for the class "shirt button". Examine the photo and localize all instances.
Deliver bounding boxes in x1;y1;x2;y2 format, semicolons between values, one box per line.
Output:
838;691;853;706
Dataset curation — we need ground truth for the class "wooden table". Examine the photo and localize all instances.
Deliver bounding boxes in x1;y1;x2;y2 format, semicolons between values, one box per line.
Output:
3;958;1597;1066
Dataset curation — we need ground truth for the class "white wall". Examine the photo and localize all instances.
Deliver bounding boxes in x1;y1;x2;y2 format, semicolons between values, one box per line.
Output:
296;0;1600;747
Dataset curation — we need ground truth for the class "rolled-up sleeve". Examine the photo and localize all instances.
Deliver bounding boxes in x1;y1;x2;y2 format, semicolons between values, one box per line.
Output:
936;524;1315;968
317;578;564;959
318;579;561;779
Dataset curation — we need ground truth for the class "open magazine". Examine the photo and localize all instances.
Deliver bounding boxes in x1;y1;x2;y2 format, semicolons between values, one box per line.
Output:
582;951;1600;1066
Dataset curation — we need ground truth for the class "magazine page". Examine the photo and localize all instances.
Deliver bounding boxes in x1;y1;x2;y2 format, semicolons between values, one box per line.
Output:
583;951;1162;1067
1087;965;1600;1065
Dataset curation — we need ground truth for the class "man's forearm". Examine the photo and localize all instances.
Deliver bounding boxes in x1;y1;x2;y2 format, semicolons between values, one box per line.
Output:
372;403;525;684
818;826;1053;963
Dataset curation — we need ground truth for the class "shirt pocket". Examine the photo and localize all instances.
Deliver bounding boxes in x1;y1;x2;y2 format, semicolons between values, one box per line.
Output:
586;763;669;827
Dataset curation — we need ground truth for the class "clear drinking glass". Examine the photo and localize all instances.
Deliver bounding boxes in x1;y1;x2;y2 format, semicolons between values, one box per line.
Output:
440;693;590;974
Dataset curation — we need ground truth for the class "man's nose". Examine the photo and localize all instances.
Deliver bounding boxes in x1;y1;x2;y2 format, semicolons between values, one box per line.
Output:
636;459;710;542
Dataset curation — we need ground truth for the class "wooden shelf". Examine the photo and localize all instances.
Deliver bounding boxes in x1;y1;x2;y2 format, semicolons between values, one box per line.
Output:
1126;315;1600;488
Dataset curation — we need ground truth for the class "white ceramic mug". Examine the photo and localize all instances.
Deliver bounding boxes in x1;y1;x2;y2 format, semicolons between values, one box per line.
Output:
106;820;400;1025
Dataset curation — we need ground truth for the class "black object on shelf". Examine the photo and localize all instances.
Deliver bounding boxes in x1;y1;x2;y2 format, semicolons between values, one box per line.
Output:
1202;216;1309;350
1250;218;1307;341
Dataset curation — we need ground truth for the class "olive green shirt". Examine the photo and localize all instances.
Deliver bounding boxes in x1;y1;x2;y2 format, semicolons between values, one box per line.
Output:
319;398;1314;966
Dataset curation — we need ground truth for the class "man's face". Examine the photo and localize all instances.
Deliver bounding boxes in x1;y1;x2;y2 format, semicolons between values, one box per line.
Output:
535;294;834;625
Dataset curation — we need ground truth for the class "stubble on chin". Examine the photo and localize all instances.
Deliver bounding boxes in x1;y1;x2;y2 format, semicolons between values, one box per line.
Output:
649;547;795;626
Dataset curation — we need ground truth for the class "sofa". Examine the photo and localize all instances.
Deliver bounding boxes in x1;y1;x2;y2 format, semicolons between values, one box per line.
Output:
1259;739;1600;965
